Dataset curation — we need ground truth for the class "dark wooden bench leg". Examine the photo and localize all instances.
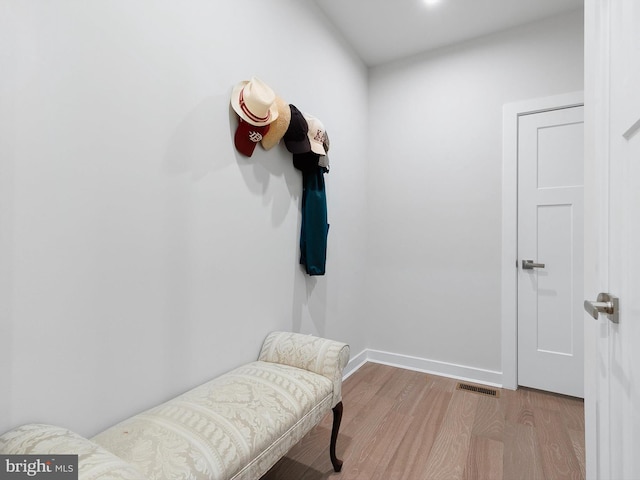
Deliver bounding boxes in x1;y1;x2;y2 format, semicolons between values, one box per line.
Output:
330;401;344;472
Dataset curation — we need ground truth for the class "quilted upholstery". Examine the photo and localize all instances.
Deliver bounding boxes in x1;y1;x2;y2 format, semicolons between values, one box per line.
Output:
258;331;350;407
0;423;146;480
91;361;333;480
0;332;350;480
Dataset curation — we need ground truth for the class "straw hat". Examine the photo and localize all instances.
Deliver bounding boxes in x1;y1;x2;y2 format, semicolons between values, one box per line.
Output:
261;96;291;150
230;77;278;127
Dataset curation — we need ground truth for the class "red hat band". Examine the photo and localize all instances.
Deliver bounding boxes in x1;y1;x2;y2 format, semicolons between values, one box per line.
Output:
239;87;271;125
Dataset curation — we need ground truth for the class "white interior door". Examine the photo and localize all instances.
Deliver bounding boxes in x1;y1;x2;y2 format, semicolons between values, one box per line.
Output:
585;0;640;477
517;106;584;397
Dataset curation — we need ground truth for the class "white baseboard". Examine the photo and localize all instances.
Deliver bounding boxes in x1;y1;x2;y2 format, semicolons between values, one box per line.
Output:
342;349;368;380
344;348;503;388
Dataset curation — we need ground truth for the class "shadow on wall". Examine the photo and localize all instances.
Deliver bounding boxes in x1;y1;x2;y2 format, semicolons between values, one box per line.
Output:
162;91;301;228
231;106;302;229
162;86;328;338
291;269;328;338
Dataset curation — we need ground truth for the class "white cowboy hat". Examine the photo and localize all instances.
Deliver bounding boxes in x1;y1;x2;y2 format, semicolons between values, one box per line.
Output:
230;77;279;127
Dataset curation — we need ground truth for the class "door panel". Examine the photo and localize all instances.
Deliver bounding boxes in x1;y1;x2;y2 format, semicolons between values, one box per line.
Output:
586;0;640;476
537;121;584;188
588;0;640;477
517;106;584;397
537;204;573;354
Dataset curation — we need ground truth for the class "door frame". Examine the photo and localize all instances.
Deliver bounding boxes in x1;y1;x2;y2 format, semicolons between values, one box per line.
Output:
500;91;584;390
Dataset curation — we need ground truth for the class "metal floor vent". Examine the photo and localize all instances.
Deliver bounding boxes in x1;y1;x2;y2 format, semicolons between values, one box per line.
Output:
456;382;500;398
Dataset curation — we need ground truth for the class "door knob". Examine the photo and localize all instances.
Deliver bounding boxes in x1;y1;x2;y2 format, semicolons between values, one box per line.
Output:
584;293;619;323
522;259;545;269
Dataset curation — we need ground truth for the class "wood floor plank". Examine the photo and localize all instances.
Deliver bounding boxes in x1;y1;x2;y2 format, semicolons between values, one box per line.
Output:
422;389;480;480
426;372;457;392
378;366;419;399
533;407;584;480
471;395;505;441
377;386;453;480
341;410;414;480
386;369;431;414
503;422;545;480
558;396;587;431
341;363;393;407
568;428;586;479
504;388;536;427
464;436;504;480
262;363;585;480
295;394;396;480
398;379;432;418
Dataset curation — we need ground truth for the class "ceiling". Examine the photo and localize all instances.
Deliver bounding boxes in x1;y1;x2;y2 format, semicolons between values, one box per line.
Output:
312;0;584;66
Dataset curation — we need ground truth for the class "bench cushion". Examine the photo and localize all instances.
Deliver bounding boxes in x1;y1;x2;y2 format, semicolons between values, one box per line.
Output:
0;423;146;480
258;331;350;407
91;361;333;480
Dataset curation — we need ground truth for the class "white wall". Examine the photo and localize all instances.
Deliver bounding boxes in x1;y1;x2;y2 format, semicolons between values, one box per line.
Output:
0;0;369;436
365;10;584;377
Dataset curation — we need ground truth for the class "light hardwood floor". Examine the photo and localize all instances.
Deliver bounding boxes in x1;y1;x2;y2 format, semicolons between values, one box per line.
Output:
262;362;585;480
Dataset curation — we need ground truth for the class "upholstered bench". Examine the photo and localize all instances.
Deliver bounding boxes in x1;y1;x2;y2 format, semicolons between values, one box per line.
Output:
0;331;350;480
